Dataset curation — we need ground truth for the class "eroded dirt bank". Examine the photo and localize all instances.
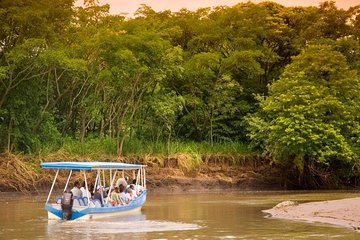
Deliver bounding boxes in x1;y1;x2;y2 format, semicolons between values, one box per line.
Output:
264;198;360;231
145;154;283;192
0;152;283;192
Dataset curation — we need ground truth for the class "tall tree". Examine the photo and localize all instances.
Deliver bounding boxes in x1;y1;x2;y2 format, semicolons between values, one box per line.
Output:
247;44;360;187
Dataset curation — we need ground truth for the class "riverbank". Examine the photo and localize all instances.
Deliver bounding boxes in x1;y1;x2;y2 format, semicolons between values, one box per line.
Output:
146;158;281;192
264;197;360;231
0;152;283;192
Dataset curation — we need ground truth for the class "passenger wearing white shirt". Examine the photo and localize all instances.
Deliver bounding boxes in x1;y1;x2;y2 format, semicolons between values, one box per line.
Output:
71;181;82;197
80;181;91;199
131;179;143;195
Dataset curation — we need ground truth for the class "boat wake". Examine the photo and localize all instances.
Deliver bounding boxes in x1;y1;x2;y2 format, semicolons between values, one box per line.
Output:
47;217;200;236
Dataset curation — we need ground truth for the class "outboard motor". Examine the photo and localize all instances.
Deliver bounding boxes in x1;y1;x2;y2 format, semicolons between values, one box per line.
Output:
61;190;73;220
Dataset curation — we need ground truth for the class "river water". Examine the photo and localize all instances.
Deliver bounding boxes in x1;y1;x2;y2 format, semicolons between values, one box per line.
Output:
0;191;360;239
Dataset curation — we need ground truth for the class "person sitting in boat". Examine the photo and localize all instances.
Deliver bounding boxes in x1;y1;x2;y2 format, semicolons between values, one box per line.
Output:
110;187;119;206
110;187;125;206
88;181;94;193
71;181;82;197
93;186;103;206
131;179;143;195
119;184;127;204
129;184;137;197
118;187;126;205
127;187;136;201
116;178;127;190
80;181;91;199
110;187;120;207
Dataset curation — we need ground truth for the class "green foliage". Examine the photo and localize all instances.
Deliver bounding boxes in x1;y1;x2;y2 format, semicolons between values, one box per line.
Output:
247;44;360;179
150;92;184;131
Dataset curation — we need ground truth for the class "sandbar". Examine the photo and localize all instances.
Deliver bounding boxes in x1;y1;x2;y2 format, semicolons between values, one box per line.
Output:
263;197;360;231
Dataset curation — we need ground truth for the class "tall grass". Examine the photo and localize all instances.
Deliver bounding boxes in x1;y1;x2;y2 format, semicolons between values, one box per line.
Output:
31;137;256;173
59;137;117;159
122;138;252;155
38;137;252;158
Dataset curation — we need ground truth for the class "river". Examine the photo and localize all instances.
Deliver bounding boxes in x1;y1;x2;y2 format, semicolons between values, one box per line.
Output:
0;191;359;239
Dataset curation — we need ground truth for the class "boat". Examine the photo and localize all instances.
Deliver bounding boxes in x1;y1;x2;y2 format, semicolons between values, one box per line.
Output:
41;161;147;220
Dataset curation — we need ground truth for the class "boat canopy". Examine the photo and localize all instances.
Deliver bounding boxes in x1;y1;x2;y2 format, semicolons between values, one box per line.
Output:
41;161;146;170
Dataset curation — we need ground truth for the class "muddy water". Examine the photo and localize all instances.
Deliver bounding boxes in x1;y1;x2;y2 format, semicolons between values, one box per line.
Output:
0;191;360;239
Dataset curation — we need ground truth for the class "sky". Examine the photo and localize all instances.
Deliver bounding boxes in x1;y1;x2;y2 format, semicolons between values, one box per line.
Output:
75;0;360;16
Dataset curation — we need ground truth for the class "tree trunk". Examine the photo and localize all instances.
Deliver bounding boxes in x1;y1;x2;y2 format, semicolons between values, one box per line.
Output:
6;117;12;152
116;118;123;157
100;118;104;137
167;127;172;155
117;137;125;158
80;113;86;144
210;108;214;147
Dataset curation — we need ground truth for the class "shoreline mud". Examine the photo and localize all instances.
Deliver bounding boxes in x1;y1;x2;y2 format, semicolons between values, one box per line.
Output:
264;197;360;231
0;152;283;192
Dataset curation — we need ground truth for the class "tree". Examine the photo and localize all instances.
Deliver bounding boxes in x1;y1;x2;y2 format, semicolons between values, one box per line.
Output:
0;0;73;53
149;92;184;153
247;44;360;186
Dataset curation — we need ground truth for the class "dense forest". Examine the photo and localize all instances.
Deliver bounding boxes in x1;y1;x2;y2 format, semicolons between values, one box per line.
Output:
2;0;360;187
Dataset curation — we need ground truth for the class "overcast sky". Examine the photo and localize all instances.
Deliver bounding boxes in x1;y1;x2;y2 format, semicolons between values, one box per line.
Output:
76;0;360;16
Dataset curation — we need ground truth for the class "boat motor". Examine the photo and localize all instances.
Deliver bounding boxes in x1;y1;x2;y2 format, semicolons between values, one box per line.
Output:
61;190;73;220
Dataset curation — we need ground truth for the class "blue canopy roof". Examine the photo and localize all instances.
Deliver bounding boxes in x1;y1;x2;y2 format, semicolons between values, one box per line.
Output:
40;161;145;170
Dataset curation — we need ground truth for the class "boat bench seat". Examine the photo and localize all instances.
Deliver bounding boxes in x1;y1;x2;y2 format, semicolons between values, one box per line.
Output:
89;199;102;208
73;196;89;206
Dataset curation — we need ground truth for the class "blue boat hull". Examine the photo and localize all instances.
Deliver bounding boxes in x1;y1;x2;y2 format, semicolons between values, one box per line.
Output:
46;191;147;220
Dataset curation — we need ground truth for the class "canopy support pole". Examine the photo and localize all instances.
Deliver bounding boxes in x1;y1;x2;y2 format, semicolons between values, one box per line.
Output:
136;169;140;185
46;169;59;204
93;171;99;194
110;170;112;187
143;167;146;190
83;171;90;206
142;168;145;188
98;169;104;206
102;169;106;187
63;170;72;192
105;170;118;204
